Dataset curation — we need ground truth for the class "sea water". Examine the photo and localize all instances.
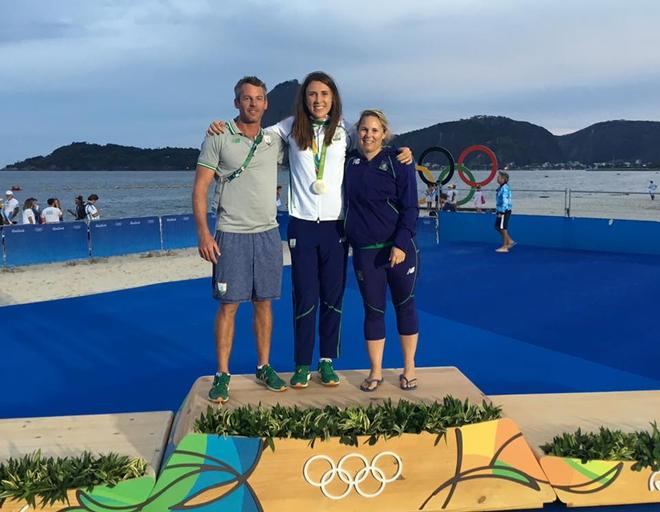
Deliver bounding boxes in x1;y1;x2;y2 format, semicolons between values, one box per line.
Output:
1;169;659;221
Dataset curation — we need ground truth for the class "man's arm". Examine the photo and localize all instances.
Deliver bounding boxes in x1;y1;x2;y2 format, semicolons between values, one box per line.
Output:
192;165;220;263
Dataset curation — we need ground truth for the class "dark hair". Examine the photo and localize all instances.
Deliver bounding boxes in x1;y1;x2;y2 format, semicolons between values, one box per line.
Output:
88;194;99;201
47;198;56;206
234;76;267;101
23;198;35;210
291;71;342;150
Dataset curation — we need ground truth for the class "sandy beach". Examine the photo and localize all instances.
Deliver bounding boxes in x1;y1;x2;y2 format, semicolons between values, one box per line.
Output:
0;243;292;307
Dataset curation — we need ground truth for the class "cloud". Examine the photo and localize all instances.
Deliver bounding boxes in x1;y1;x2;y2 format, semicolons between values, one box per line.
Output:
1;0;660;165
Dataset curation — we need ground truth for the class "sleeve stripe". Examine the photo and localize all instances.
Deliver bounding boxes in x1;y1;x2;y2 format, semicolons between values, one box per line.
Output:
197;161;217;171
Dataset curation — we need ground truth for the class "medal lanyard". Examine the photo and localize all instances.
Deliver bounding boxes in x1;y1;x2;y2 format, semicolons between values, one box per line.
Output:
224;129;263;183
311;123;328;181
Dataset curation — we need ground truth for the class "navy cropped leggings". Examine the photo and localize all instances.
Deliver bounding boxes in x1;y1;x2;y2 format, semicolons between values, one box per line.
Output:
352;241;419;340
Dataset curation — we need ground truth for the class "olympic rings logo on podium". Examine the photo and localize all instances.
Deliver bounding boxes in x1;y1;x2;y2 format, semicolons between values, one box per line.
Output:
416;144;499;188
302;451;403;499
650;471;660;491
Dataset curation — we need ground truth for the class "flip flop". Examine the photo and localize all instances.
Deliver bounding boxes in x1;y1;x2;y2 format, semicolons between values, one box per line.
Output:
508;241;517;249
399;374;418;391
360;378;383;392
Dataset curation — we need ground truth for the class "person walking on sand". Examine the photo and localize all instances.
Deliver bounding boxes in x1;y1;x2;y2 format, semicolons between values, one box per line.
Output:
22;198;37;225
3;191;19;224
473;185;485;212
425;185;435;212
40;198;63;224
649;180;657;201
495;171;516;253
193;76;287;403
85;194;101;220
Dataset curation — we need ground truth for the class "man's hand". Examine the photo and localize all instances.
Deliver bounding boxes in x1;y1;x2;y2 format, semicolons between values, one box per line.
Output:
396;147;414;165
207;120;227;136
198;232;221;263
389;246;406;267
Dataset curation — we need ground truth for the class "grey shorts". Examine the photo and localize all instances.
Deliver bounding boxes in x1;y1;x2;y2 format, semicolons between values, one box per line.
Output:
212;228;283;303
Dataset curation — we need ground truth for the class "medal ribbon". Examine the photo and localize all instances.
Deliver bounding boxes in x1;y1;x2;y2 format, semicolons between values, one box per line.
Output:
311;120;329;181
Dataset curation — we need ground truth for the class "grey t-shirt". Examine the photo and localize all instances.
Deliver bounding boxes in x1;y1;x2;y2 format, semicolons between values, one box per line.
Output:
197;120;283;233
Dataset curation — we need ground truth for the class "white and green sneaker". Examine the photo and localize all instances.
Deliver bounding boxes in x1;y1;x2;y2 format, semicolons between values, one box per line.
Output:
290;365;311;388
318;360;340;386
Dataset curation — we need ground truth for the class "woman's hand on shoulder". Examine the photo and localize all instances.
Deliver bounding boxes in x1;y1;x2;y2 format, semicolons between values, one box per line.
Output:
207;120;227;136
389;246;406;267
396;147;414;165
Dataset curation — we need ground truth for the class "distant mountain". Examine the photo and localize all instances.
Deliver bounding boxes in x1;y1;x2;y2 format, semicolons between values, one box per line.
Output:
5;142;199;171
393;115;564;166
4;80;300;172
262;79;299;127
4;79;660;171
557;120;660;164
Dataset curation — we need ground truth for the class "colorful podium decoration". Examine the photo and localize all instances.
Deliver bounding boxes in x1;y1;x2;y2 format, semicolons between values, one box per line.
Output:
1;418;554;512
540;456;660;508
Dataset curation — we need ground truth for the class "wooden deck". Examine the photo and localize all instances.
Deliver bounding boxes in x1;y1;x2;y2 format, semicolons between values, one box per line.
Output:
169;366;488;445
0;411;173;474
490;390;660;454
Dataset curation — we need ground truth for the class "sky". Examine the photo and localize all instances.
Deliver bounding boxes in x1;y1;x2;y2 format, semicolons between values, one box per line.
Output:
2;0;660;166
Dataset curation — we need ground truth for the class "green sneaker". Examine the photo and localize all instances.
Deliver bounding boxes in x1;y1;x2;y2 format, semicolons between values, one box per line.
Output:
256;364;287;392
290;365;311;388
318;360;340;386
208;373;230;403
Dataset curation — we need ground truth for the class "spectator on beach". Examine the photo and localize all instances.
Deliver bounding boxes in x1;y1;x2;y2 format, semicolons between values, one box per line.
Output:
495;171;516;253
473;185;485;212
68;195;86;220
0;201;8;225
424;185;435;211
41;198;63;224
344;109;420;392
276;185;286;211
22;198;37;224
85;194;100;220
649;180;657;201
193;76;287;403
4;190;19;223
443;184;457;211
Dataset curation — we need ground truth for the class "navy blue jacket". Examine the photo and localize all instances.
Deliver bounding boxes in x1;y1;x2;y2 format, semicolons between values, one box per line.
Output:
344;147;419;250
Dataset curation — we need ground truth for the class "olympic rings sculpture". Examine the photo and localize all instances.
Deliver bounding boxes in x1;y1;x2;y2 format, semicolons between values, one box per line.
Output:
303;451;403;500
416;144;498;188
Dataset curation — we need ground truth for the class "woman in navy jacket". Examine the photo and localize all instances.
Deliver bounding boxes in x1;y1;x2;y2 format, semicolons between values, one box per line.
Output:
344;110;420;391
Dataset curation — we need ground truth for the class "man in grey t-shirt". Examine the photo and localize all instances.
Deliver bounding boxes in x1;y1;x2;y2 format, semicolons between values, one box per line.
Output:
192;76;287;403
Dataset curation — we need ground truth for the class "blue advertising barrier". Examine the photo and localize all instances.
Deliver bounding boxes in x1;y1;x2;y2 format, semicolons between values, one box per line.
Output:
161;214;197;250
89;216;161;258
2;222;89;266
5;212;660;267
276;211;289;240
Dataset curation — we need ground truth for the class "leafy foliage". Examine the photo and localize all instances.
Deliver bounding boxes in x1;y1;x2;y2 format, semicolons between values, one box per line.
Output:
541;422;660;471
194;397;502;449
0;451;147;508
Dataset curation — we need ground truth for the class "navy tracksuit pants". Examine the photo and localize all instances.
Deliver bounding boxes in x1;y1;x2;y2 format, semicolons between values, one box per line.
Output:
288;217;348;365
